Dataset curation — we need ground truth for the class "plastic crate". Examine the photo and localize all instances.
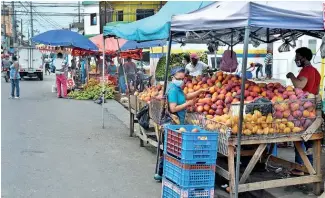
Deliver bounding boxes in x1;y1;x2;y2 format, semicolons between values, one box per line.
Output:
162;178;214;198
164;125;218;164
163;154;215;188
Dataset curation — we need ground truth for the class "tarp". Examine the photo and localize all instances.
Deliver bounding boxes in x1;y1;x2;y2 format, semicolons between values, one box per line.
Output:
171;1;324;32
32;29;98;51
120;40;167;51
103;1;213;41
89;34;127;54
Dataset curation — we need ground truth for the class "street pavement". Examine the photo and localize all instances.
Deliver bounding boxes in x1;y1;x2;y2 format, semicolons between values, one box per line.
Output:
1;76;161;198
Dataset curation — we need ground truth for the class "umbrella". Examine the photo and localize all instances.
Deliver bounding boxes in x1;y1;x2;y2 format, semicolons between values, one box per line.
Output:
89;34;127;54
32;29;98;51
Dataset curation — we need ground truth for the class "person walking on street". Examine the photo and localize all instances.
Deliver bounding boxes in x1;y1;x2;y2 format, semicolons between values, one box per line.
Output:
9;56;20;99
55;53;68;98
118;61;127;95
264;49;273;79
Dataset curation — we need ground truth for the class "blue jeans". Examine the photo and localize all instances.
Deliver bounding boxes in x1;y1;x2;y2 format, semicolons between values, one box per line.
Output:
295;141;313;165
10;79;20;97
119;76;126;94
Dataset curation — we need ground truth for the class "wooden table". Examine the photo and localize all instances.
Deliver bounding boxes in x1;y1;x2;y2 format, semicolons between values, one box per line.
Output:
218;133;324;197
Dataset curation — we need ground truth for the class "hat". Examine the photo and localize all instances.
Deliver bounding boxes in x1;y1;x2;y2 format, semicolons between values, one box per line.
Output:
171;66;185;76
190;53;199;60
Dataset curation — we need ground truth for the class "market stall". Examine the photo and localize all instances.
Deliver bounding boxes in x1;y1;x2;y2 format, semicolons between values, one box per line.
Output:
169;1;324;197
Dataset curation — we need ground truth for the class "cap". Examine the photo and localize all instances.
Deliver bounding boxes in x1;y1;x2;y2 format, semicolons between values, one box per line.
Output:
190;53;199;60
171;66;185;76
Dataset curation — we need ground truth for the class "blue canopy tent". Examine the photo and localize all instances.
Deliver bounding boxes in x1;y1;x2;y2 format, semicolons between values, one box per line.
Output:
103;1;213;41
32;29;98;51
120;40;167;51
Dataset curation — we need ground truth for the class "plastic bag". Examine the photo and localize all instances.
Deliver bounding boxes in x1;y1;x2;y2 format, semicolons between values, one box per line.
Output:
245;97;273;116
137;105;150;130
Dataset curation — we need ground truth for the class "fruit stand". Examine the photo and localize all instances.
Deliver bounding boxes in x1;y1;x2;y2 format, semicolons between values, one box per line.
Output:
167;1;324;197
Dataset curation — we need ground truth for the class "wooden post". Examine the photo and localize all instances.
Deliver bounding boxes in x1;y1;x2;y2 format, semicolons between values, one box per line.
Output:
240;143;267;184
228;145;235;198
130;112;134;137
313;139;322;195
294;142;316;175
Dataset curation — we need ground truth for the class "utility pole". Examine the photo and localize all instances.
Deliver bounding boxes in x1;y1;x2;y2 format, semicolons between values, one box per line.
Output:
78;1;81;23
11;1;17;45
20;19;23;45
2;1;7;50
30;2;34;38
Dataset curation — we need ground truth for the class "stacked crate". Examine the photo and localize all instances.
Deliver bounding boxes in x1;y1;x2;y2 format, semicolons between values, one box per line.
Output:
162;125;219;198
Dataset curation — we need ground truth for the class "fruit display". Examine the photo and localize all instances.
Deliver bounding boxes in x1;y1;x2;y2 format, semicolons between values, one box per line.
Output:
68;78;115;100
136;84;164;102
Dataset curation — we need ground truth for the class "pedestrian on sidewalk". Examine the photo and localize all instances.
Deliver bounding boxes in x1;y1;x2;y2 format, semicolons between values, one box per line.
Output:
9;56;20;99
55;53;68;98
118;61;126;96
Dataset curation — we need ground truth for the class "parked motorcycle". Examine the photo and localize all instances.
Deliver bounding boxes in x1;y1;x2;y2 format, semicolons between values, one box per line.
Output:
2;68;9;82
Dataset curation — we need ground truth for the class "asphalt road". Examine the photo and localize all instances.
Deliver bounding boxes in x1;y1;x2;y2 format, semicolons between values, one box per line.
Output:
1;76;161;198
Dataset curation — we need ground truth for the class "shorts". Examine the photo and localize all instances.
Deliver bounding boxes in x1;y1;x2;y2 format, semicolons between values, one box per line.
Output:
265;64;272;76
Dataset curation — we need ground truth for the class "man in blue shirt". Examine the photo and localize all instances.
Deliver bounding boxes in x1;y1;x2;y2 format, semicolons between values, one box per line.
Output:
9;56;20;99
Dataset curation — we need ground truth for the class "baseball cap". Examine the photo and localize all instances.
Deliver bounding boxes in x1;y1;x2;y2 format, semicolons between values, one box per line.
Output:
190;53;199;60
170;66;185;76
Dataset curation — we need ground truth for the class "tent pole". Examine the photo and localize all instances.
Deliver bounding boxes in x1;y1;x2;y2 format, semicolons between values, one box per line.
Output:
234;26;250;198
163;31;173;95
102;35;106;129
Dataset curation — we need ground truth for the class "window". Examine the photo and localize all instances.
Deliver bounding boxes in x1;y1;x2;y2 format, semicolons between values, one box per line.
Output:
308;39;317;54
116;11;123;21
136;9;154;20
90;13;97;26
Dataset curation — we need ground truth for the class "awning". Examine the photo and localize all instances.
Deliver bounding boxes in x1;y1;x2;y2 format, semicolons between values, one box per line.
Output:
120;40;167;51
171;1;324;31
170;1;324;45
103;1;213;41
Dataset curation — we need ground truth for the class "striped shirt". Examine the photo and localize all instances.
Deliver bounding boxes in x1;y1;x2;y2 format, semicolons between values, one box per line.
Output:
264;53;273;65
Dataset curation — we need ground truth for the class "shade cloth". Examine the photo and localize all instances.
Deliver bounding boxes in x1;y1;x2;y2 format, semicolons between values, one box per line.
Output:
120;40;167;51
171;1;324;32
103;1;213;41
32;29;98;50
89;34;127;54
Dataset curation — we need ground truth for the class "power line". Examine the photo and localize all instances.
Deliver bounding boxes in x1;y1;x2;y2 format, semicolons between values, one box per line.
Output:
30;4;64;29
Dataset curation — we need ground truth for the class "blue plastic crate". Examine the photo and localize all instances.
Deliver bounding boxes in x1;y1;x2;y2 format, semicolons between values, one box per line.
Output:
163;154;215;188
162;178;214;198
164;125;218;164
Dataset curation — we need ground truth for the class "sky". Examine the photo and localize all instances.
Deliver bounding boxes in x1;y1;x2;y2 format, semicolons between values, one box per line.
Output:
14;1;80;36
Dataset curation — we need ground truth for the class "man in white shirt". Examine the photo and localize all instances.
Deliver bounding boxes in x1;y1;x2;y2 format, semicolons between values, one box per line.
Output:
55;53;68;98
185;53;209;76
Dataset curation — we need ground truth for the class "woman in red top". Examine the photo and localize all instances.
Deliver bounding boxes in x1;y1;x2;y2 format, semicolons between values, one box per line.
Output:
286;47;320;176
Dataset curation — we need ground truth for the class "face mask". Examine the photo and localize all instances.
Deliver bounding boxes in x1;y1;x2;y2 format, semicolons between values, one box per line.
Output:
172;79;184;87
182;60;186;65
296;59;304;67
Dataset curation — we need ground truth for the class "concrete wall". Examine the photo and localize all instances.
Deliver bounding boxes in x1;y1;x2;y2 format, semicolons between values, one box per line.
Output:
83;4;100;35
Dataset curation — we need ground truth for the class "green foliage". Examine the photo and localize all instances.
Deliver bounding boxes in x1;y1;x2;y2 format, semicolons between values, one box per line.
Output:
68;82;115;100
155;52;208;81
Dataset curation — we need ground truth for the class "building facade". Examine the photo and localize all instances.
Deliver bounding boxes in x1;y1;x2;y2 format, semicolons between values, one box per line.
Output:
1;4;13;50
82;1;100;37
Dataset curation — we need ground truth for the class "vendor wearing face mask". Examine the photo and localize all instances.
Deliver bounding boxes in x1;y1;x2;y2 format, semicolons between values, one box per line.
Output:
286;47;320;176
185;53;209;77
155;66;207;181
286;47;320;94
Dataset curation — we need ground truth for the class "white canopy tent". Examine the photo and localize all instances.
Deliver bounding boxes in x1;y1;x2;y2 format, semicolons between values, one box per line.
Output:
168;1;325;198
